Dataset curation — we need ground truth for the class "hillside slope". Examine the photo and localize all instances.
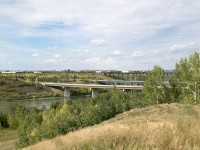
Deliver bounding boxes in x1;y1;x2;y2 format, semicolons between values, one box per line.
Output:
23;103;200;150
0;79;55;100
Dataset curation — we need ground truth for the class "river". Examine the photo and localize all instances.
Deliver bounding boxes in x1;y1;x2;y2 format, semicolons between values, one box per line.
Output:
0;96;88;112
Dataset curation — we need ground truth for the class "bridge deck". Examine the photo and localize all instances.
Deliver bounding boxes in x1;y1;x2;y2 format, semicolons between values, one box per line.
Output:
41;82;143;90
98;80;144;85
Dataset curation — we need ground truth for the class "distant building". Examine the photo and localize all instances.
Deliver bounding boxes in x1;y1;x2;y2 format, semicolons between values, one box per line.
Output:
33;71;42;74
122;70;129;73
1;71;16;74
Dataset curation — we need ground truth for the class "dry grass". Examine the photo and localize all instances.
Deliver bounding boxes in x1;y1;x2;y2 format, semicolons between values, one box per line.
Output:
0;128;18;150
23;103;200;150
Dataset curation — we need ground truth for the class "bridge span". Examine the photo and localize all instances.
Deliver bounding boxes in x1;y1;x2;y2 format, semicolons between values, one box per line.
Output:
41;82;143;98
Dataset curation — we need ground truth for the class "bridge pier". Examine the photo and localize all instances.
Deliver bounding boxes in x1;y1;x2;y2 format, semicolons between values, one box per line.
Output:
64;87;70;97
91;88;98;98
64;97;70;103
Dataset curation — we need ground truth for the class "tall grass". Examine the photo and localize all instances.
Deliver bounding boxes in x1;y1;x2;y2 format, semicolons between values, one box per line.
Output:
23;103;200;150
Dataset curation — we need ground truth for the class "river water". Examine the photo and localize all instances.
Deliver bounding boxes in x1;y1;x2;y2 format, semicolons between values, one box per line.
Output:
0;96;88;112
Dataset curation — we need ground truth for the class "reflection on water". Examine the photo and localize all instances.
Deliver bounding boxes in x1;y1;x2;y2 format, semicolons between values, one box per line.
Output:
0;96;88;112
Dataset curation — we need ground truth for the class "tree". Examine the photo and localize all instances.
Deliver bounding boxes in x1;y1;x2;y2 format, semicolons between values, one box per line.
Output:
189;52;200;104
168;75;182;103
7;104;29;129
143;66;168;105
171;52;200;104
17;112;42;148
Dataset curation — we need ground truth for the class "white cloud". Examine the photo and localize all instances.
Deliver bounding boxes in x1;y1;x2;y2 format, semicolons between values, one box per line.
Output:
86;57;101;65
32;53;39;57
113;50;121;56
71;49;90;53
54;54;61;58
170;42;196;53
44;59;56;63
110;50;128;58
84;49;89;53
90;39;109;47
86;56;116;65
1;0;199;40
106;57;116;64
132;51;144;57
72;49;81;52
47;46;59;50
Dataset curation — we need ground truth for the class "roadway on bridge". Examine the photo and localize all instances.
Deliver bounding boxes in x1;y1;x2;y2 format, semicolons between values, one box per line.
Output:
41;82;143;90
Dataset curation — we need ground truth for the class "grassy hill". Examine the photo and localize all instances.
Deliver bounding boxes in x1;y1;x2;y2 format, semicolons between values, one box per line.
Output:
0;79;54;100
22;103;200;150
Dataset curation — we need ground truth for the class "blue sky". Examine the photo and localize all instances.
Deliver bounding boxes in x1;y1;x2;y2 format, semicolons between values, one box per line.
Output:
0;0;200;70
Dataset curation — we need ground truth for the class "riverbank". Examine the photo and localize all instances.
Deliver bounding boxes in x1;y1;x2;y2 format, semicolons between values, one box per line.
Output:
0;79;56;101
0;95;91;113
0;97;62;113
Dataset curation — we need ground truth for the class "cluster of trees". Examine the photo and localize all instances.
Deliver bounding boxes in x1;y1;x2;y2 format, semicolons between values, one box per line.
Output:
13;89;140;148
104;72;146;81
0;52;199;148
143;52;200;105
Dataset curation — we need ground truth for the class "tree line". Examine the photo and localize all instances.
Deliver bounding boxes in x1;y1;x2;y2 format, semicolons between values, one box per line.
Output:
144;52;200;105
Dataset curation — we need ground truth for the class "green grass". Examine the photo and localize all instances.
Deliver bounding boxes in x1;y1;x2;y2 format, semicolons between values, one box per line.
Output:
0;128;18;150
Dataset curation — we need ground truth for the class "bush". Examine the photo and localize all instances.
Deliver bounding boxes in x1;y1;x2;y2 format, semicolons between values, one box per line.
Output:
17;112;42;148
0;113;9;128
7;104;36;129
0;80;7;85
50;101;62;109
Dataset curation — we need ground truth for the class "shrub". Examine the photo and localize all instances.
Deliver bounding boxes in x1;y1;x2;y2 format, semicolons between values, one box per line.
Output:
17;112;42;148
0;113;9;128
7;104;38;129
0;80;7;85
50;101;62;109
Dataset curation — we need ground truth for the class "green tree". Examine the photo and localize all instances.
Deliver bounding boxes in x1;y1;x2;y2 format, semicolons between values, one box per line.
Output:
17;112;42;148
7;105;29;129
189;52;200;104
172;52;200;104
168;75;182;103
143;66;168;105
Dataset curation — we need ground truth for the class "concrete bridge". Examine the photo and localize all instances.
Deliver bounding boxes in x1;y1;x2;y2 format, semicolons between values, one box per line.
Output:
41;82;143;98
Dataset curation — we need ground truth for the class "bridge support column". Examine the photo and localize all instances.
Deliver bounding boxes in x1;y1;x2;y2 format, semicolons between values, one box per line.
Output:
92;88;98;98
64;97;70;103
64;87;70;98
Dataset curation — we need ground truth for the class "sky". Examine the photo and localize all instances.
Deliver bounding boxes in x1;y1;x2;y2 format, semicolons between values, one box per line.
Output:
0;0;200;71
